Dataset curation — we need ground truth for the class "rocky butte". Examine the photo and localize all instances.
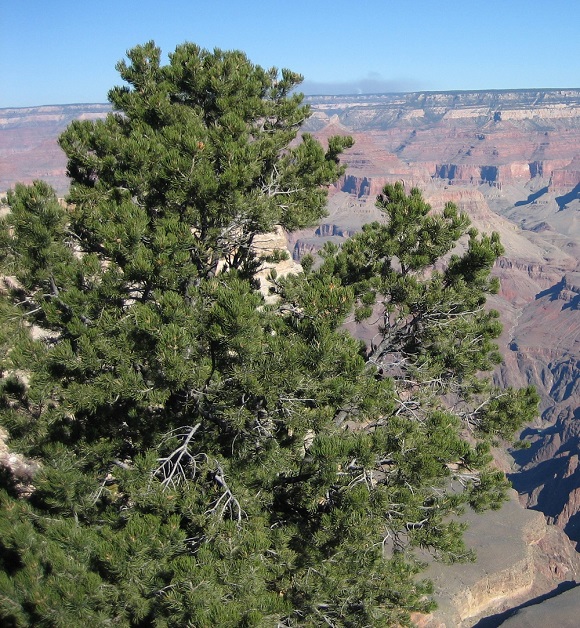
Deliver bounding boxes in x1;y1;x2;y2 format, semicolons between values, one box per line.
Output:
1;90;580;624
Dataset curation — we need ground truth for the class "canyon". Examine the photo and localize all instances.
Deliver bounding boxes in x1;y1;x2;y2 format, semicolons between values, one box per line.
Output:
297;90;580;624
1;90;580;623
300;88;580;538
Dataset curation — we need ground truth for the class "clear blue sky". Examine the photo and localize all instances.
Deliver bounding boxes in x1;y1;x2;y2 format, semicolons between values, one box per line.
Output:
1;0;579;108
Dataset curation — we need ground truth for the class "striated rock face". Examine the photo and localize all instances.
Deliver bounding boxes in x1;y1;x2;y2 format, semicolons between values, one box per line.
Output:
412;491;580;627
340;174;392;198
0;104;110;195
305;90;580;192
549;156;580;194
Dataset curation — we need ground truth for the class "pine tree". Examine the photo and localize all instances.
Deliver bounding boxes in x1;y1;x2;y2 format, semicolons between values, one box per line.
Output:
0;43;537;627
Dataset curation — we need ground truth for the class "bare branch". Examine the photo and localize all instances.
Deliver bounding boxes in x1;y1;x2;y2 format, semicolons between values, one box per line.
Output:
206;462;244;522
153;423;203;490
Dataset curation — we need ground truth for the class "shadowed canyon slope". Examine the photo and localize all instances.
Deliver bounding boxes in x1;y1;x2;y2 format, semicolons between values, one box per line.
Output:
1;91;580;623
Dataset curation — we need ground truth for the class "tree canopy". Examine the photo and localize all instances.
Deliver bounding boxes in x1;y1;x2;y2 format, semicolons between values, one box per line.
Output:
0;41;538;627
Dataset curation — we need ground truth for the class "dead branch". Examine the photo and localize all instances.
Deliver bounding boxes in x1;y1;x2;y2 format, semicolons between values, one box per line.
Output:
154;423;203;490
206;462;244;522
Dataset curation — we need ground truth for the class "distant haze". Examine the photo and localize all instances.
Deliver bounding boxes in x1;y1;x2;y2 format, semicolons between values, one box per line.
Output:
302;75;423;96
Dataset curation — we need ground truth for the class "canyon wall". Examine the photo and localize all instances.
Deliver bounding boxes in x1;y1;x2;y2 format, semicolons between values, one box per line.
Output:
300;91;580;560
302;92;580;622
0;104;109;195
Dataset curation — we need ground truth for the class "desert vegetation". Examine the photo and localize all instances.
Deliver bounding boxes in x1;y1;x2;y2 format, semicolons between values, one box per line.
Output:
0;41;538;626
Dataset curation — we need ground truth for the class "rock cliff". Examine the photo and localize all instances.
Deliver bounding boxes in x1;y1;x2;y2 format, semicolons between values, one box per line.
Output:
412;491;580;627
300;91;580;565
305;90;580;192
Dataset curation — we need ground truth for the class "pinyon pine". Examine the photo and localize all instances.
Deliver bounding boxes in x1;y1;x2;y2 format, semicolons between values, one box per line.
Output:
0;41;538;627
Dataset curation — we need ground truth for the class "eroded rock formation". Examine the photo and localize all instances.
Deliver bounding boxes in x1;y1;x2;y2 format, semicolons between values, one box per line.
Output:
413;491;580;627
300;91;580;556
